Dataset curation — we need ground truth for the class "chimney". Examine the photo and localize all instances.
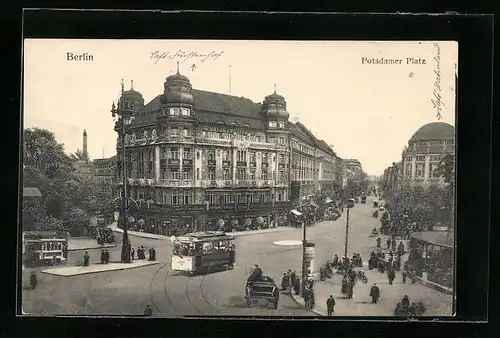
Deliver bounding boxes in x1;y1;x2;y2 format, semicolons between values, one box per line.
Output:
83;129;88;162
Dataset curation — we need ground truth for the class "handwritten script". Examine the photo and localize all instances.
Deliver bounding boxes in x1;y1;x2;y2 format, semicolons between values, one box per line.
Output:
431;42;445;120
150;50;224;65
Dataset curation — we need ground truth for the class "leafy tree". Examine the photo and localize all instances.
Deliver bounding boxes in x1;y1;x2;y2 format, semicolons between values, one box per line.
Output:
435;153;455;185
23;128;97;234
70;148;88;162
32;216;66;232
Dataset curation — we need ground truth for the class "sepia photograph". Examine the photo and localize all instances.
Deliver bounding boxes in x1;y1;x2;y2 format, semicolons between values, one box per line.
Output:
20;39;457;317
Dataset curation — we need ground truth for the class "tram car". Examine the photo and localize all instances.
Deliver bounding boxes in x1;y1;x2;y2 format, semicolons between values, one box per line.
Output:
171;231;235;274
245;276;279;309
22;231;68;267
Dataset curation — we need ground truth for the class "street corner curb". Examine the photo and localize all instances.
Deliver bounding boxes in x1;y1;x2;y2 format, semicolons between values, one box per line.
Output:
68;244;117;252
42;261;161;277
289;292;325;317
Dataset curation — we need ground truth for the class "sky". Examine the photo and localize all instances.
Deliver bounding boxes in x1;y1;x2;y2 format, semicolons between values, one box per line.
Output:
23;39;457;176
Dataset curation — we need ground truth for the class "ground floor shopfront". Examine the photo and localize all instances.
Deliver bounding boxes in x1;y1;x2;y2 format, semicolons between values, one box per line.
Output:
408;230;454;290
131;201;291;236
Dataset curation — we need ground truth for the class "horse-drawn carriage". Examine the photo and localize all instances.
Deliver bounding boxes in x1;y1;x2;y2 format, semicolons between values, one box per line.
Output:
245;276;279;309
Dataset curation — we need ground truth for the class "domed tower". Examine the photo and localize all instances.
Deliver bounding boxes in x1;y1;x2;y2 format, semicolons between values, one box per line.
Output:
261;85;290;130
118;80;144;113
160;62;195;120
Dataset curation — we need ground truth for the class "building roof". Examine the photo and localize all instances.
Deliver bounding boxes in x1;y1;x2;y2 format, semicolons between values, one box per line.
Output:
132;89;265;129
409;122;455;142
411;230;454;249
23;187;42;198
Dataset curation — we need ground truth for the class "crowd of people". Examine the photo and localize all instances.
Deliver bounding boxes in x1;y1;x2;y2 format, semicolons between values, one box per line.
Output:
394;295;426;316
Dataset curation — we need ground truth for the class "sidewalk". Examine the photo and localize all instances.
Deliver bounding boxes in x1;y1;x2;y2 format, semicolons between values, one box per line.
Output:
110;222;296;240
42;260;160;277
292;267;453;316
67;238;117;251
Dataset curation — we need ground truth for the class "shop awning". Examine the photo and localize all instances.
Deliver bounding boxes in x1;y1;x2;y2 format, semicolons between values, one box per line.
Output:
290;209;302;216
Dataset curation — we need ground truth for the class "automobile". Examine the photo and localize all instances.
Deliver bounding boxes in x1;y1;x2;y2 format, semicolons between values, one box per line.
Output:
245;276;279;309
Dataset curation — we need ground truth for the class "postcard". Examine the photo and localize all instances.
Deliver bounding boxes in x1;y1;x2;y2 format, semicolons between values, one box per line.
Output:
21;39;457;317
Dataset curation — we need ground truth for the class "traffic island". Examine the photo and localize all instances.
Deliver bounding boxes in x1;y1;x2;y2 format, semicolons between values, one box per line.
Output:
42;260;161;277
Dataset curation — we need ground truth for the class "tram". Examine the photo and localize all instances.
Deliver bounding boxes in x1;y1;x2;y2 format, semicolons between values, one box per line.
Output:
22;231;68;267
171;231;235;274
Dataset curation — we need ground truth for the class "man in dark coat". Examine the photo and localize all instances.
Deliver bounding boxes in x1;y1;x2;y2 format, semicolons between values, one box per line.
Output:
391;238;397;252
386;237;391;249
370;283;380;303
398;241;405;256
100;250;105;264
388;268;396;285
104;250;110;264
326;295;335;316
151;248;156;261
143;305;153;317
30;272;38;290
332;254;339;268
84;251;90;266
248;264;263;282
376;237;381;248
130;248;135;261
402;270;407;284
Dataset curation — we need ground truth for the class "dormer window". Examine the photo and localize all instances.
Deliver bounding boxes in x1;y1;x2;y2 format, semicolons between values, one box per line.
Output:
169;108;180;116
181;108;190;116
269;121;277;128
278;121;285;128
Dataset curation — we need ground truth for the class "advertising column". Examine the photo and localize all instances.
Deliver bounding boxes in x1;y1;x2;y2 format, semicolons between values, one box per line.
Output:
305;242;316;278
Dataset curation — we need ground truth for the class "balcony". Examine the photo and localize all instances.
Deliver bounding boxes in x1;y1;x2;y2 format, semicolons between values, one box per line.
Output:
261;162;269;168
168;159;181;166
207;160;217;167
250;162;256;168
182;159;194;166
222;160;231;167
237;161;247;167
148;203;207;212
155;179;193;187
197;138;232;146
235;180;250;187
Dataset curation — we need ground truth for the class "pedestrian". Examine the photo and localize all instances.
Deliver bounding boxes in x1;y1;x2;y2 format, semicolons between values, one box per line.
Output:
148;248;153;261
386;237;391;249
392;238;397;252
326;295;335;316
388;268;395;285
144;304;153;317
131;248;135;261
84;251;90;267
100;250;105;264
281;273;289;291
30;272;38;290
104;250;110;264
401;295;410;308
141;246;146;259
398;241;405;256
290;270;296;286
402;270;407;284
347;280;354;299
376;237;381;248
294;277;300;295
151;248;156;261
370;283;380;304
332;254;339;268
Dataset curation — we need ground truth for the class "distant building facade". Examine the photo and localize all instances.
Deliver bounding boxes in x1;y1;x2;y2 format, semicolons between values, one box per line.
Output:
111;71;341;235
93;155;118;199
401;122;455;189
342;158;363;184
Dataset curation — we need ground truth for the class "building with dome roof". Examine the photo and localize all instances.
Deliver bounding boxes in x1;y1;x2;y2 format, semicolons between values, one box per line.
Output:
401;122;455;188
111;67;342;235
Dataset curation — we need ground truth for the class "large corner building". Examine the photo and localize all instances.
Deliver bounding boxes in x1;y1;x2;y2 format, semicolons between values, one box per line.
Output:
112;70;341;235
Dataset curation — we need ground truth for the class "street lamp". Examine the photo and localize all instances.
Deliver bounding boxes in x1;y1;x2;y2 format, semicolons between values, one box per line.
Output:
111;98;135;264
344;198;355;258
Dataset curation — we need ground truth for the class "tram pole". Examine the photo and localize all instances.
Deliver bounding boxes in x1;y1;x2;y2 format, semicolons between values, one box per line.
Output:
112;96;132;264
301;217;307;297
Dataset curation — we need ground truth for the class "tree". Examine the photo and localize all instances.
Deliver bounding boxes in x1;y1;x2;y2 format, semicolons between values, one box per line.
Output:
33;216;66;232
435;154;455;186
23;128;95;234
70;148;88;162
